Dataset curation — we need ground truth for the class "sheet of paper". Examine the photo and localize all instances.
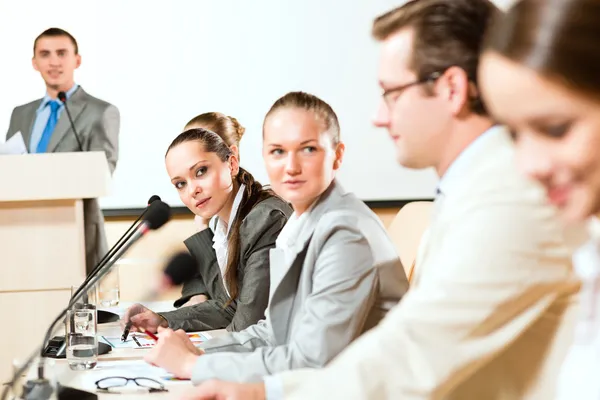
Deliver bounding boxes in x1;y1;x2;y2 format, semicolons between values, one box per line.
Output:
100;331;212;349
0;132;27;155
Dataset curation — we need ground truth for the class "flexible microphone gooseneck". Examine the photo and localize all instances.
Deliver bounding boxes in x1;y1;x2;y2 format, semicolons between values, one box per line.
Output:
57;91;83;152
1;201;172;400
71;195;161;306
71;195;161;325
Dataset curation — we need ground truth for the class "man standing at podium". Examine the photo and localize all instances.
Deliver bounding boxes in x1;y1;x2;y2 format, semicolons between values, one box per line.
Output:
4;27;120;275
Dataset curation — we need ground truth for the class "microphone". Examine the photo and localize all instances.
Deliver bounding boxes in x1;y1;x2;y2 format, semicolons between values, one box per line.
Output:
57;91;83;152
146;252;198;300
72;195;161;321
1;201;172;400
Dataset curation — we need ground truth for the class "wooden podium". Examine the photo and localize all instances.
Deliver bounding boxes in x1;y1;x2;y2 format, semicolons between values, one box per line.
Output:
0;152;111;384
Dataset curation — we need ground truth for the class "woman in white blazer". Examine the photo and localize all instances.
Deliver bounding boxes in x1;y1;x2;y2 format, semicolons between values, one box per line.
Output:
479;1;600;398
144;91;408;383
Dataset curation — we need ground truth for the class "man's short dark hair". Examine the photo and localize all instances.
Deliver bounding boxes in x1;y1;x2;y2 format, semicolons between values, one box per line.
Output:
34;28;79;55
372;0;501;115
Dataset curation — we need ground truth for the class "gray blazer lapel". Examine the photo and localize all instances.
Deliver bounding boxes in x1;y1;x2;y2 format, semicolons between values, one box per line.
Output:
268;181;343;342
47;88;87;152
269;184;336;293
21;101;42;151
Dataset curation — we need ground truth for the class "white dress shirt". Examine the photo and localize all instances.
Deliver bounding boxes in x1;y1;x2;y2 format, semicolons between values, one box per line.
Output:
275;198;319;255
264;197;319;400
556;217;600;400
437;124;501;197
210;184;245;297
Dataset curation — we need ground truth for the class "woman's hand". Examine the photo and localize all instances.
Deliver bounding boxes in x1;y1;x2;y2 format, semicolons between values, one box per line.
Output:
121;303;169;333
144;327;204;379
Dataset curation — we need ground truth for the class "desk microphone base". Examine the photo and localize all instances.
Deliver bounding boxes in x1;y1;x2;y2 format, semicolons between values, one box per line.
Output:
22;380;97;400
97;310;119;324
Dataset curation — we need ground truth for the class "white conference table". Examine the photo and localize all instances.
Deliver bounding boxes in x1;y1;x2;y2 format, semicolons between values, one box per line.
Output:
15;301;226;400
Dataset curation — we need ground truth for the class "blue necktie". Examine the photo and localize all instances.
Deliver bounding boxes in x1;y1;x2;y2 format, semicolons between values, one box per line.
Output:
36;100;61;153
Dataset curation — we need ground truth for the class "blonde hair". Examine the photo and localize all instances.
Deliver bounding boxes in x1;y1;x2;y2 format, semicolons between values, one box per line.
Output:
185;112;245;158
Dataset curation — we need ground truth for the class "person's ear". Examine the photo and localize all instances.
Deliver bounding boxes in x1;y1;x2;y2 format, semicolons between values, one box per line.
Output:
75;54;82;69
32;57;39;72
229;144;240;161
441;66;470;116
229;154;240;177
333;142;345;170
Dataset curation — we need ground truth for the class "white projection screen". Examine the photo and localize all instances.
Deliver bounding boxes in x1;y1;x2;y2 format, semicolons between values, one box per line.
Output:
0;0;515;210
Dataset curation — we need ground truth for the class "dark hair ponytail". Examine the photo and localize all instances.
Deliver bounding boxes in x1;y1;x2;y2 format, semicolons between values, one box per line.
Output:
224;167;275;305
167;128;278;305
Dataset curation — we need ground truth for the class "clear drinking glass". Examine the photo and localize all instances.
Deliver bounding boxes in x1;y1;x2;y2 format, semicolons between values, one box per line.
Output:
70;284;97;306
98;267;120;307
65;303;98;370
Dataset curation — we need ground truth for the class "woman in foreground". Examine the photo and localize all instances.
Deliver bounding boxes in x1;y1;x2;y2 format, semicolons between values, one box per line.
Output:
479;0;600;398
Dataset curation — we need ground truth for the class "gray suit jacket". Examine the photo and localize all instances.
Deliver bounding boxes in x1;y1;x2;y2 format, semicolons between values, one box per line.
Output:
191;180;409;384
160;195;292;332
5;86;120;274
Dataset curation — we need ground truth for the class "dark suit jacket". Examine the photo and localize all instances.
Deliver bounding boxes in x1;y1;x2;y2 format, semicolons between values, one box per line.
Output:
159;195;292;332
5;86;120;274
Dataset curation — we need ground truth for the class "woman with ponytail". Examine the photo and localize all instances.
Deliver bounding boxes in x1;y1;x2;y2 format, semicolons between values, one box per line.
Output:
123;113;292;333
144;92;407;386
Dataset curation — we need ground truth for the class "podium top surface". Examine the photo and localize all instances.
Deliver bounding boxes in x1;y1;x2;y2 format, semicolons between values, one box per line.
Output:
0;151;111;202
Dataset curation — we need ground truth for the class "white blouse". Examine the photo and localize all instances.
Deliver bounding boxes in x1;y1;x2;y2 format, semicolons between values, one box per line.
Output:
556;217;600;400
274;197;320;266
210;184;246;297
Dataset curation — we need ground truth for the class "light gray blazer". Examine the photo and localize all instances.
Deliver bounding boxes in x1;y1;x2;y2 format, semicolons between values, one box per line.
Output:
191;180;409;384
5;86;120;274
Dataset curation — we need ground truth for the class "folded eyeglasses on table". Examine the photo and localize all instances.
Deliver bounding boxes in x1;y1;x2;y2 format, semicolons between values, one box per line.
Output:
95;376;168;393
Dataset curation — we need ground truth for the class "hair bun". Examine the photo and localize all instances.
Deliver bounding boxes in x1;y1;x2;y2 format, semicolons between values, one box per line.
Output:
228;116;246;141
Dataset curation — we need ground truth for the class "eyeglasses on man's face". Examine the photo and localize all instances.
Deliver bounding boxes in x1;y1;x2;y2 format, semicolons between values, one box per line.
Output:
95;376;168;393
381;72;442;109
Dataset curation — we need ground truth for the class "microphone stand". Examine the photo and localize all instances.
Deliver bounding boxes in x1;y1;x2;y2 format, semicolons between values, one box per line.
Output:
72;197;160;323
2;224;154;400
72;221;140;324
57;92;83;152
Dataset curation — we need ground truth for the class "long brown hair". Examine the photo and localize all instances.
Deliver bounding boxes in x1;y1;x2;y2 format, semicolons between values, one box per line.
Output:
166;128;274;304
484;0;600;100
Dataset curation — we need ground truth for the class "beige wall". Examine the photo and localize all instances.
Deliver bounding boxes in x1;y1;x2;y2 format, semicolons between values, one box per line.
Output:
104;207;401;302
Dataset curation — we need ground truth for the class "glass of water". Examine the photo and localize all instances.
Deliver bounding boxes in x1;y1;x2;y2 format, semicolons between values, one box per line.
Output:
98;267;120;307
65;303;98;370
70;284;97;305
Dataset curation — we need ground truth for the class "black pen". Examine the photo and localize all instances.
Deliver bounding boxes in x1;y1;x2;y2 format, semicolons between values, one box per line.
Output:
132;335;142;348
121;322;132;342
